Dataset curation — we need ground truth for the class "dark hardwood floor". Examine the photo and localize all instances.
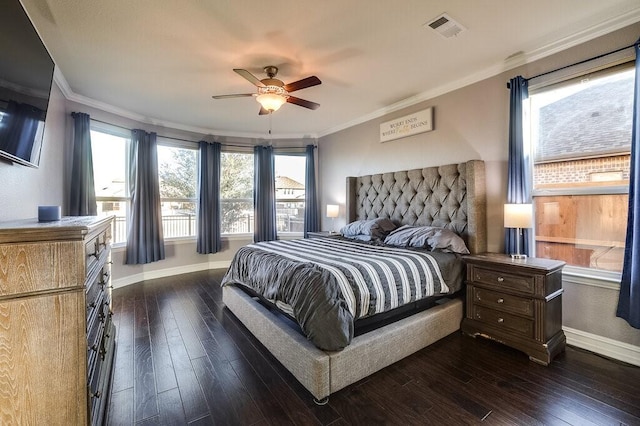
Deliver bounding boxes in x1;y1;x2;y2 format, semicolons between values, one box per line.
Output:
106;270;640;426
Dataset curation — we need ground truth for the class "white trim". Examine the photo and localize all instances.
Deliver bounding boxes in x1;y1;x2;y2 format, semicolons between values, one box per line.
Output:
564;326;640;367
112;260;231;289
562;267;621;291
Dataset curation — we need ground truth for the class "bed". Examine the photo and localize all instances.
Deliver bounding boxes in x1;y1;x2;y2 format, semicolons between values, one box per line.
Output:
222;160;486;402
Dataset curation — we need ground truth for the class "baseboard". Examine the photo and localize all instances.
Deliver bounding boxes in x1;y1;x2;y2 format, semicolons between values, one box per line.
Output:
563;326;640;367
112;260;231;289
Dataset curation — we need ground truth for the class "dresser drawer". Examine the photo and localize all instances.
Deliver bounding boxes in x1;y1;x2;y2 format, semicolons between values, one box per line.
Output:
472;286;534;317
86;274;102;319
471;305;534;338
470;266;534;294
85;228;110;275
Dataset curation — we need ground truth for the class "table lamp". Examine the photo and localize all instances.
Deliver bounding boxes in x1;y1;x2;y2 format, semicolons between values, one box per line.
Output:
504;203;533;259
326;204;339;233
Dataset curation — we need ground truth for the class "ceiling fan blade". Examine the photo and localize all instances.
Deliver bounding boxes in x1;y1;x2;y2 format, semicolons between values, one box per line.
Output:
211;93;255;99
287;96;320;110
258;106;270;115
234;69;266;87
283;76;321;93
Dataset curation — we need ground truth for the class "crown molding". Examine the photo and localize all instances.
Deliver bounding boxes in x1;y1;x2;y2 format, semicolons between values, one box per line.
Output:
54;68;315;140
317;7;640;138
54;7;640;141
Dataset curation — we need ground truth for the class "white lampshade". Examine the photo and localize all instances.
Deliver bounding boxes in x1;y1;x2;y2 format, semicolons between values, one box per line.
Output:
504;203;533;229
256;93;286;112
326;204;339;218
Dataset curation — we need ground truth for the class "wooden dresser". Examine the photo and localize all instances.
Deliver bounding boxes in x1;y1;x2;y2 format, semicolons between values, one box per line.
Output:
0;216;116;425
461;253;566;365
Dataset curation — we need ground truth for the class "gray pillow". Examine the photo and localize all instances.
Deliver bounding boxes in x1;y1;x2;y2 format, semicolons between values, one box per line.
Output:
340;218;396;240
427;228;470;254
384;225;470;254
384;225;439;248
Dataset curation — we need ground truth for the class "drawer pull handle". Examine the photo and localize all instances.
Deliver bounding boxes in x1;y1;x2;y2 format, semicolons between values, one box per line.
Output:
497;318;504;323
476;313;481;319
91;391;102;399
88;302;97;308
497;277;504;282
89;344;98;352
497;298;504;304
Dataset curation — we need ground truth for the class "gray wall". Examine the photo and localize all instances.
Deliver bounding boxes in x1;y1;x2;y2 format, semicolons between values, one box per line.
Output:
318;23;640;349
0;81;67;221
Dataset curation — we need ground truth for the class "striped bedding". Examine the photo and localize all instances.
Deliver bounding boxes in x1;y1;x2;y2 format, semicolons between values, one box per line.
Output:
221;237;464;351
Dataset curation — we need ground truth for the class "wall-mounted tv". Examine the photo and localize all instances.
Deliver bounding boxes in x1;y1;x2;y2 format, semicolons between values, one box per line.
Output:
0;0;55;168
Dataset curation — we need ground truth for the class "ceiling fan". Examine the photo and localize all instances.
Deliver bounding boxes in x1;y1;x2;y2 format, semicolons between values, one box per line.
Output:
212;66;321;115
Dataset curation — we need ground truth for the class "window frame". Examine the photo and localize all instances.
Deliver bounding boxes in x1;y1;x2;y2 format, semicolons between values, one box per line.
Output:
527;61;634;279
274;152;307;236
90;122;131;246
156;137;199;240
220;149;254;237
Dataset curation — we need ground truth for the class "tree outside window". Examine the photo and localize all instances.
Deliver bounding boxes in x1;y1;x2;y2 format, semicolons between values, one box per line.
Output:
221;152;254;234
157;144;197;238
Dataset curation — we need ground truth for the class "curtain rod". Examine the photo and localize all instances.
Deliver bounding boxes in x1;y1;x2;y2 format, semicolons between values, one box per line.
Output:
88;117;316;149
507;41;637;88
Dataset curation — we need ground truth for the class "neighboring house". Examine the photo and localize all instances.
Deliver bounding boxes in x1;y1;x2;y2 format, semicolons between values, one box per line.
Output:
275;175;305;200
275;175;305;232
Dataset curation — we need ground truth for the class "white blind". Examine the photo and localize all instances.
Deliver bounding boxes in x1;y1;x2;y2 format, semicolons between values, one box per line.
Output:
528;46;635;93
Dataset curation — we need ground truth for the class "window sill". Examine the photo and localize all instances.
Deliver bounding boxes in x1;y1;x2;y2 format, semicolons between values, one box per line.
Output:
562;265;621;291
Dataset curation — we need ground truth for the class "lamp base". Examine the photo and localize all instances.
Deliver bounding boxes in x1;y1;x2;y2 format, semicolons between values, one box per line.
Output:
510;253;528;260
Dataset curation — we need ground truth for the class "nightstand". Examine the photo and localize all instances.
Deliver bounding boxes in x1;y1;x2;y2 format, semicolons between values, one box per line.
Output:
306;231;342;238
461;253;566;365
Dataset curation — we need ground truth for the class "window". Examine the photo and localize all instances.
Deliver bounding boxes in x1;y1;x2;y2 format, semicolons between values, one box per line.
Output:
92;129;199;243
275;154;306;233
157;141;198;238
219;152;307;235
220;152;254;234
529;65;633;273
91;129;129;243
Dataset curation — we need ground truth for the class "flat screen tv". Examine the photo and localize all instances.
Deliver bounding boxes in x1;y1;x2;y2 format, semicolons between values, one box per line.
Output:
0;0;55;168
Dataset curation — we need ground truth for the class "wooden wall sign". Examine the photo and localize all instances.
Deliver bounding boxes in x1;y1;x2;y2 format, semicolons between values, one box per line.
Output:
380;107;433;143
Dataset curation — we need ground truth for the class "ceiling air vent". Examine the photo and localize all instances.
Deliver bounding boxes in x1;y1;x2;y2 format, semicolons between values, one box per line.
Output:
424;13;466;39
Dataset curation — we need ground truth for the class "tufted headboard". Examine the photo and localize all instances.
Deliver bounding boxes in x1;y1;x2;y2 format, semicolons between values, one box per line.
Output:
345;160;487;254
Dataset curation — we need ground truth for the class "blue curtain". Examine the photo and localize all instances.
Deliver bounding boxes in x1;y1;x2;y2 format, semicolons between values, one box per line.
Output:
505;76;532;256
197;141;222;254
617;40;640;329
125;129;165;264
69;112;97;216
304;144;319;237
253;145;277;242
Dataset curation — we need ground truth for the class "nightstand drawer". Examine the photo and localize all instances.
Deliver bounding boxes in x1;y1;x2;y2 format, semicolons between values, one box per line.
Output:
472;305;534;337
472;287;533;317
471;266;534;294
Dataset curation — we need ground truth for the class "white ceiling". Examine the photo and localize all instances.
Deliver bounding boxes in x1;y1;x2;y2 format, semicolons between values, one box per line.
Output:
20;0;640;139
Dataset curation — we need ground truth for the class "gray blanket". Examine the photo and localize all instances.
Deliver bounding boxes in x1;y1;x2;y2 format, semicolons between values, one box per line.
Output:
221;237;464;351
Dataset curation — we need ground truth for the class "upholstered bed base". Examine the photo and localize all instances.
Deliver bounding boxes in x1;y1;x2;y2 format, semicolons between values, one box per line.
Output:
223;285;463;401
222;160;485;401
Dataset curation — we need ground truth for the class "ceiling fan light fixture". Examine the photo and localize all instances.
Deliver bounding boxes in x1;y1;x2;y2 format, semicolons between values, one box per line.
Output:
256;86;288;112
256;93;286;112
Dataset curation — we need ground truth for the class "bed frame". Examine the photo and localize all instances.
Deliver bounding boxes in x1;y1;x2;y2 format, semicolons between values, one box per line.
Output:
222;160;486;402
